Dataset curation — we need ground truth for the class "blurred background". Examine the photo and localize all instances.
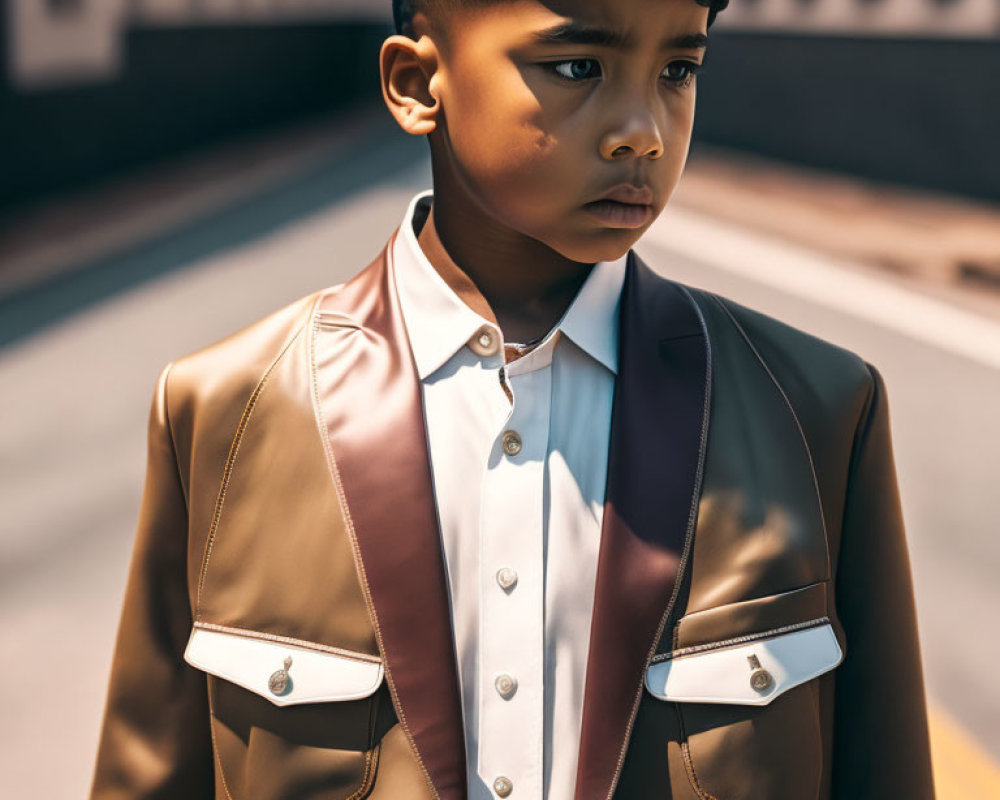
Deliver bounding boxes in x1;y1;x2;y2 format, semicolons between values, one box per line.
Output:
2;0;999;797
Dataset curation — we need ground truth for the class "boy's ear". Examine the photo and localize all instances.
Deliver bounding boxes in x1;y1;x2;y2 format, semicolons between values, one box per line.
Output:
380;33;442;137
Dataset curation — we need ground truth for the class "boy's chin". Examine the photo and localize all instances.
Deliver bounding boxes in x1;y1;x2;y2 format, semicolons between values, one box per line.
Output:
547;230;643;265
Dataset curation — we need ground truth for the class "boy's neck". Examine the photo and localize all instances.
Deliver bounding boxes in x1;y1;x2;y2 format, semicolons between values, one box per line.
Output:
416;190;595;345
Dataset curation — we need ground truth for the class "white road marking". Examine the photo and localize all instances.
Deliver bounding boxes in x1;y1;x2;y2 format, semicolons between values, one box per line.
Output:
643;207;1000;371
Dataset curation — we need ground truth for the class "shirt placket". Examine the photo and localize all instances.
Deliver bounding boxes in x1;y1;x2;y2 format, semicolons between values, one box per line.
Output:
478;357;551;800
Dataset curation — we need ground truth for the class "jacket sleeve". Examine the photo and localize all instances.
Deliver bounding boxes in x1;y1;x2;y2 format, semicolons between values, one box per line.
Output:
831;362;935;798
90;362;214;799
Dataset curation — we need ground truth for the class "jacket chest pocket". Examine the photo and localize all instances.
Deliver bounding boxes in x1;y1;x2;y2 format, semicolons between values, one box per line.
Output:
185;624;386;800
638;582;843;800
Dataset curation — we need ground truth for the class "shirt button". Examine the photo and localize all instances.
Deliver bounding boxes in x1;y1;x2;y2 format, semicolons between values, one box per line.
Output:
469;325;499;357
495;673;518;699
501;430;522;457
496;567;518;590
493;776;513;797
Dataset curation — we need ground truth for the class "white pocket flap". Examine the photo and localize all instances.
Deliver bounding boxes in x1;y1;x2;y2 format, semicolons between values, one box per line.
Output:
184;625;384;707
644;621;842;706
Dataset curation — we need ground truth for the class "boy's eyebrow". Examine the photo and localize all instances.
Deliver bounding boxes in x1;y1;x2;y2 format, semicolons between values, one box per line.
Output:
532;23;708;51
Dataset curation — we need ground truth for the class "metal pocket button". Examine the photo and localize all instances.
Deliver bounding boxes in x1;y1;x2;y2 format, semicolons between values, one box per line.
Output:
268;656;294;696
747;653;773;692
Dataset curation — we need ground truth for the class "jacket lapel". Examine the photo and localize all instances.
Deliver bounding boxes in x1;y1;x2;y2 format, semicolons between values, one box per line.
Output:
308;242;710;800
310;234;467;800
574;252;711;800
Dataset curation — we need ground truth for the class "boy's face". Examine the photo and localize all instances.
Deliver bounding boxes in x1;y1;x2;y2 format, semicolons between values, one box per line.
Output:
408;0;709;262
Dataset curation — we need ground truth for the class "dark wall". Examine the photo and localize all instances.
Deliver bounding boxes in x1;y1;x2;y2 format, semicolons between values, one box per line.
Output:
3;26;997;208
0;23;391;210
693;32;1000;202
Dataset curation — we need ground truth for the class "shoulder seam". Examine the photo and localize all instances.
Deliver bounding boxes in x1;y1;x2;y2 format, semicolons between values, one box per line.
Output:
844;360;880;489
193;308;312;617
159;360;189;511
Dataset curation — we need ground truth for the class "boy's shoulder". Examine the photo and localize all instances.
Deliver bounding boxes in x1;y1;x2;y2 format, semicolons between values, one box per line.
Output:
631;252;875;408
163;288;325;412
694;285;871;375
682;282;878;430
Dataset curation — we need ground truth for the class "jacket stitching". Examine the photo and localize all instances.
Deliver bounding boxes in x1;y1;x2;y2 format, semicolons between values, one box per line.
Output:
672;705;723;800
307;247;444;800
681;743;721;800
603;278;714;800
194;320;308;616
710;294;832;582
682;745;721;800
206;679;236;800
350;688;384;800
192;621;383;663
649;616;830;663
346;746;379;800
665;577;826;656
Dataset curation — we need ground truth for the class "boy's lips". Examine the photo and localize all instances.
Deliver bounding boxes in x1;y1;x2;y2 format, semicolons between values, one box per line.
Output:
594;183;656;205
583;184;656;229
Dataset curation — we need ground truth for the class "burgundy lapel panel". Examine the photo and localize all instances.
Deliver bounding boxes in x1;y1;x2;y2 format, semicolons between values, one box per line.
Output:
311;235;467;800
574;253;711;800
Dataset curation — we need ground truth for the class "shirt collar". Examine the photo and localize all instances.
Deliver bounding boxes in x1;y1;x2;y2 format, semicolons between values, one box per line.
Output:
393;190;627;380
556;253;626;375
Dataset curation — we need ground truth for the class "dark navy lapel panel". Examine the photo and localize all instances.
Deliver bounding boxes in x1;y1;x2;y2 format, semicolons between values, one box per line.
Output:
574;252;711;800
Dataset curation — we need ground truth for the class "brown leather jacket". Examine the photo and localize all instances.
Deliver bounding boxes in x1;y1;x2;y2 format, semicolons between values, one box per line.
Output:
90;235;935;800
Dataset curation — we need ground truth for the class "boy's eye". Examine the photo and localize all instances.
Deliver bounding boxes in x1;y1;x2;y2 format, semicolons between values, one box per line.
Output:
662;60;702;86
551;58;602;81
546;58;701;86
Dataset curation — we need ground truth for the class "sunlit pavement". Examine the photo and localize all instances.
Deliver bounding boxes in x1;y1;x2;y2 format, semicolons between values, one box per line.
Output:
2;124;998;798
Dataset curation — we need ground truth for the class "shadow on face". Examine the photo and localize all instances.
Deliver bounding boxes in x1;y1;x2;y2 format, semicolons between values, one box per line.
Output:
383;0;711;264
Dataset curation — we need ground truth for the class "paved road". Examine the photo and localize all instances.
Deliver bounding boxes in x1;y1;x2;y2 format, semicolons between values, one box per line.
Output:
1;136;998;798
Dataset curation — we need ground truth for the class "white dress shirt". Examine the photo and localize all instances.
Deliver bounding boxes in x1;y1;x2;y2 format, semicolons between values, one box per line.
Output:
392;191;627;800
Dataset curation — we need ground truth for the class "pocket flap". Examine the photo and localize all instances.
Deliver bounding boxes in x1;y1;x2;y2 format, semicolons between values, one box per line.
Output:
184;624;384;707
644;620;842;706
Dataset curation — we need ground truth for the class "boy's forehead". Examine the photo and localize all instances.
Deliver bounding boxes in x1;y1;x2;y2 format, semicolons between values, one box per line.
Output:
467;0;709;42
540;0;704;20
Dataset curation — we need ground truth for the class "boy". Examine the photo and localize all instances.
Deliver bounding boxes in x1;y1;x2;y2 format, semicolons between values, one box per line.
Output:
91;0;935;798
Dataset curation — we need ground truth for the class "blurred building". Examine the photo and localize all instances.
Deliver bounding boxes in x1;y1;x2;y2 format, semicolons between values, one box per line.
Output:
700;0;1000;200
1;0;392;210
2;0;999;210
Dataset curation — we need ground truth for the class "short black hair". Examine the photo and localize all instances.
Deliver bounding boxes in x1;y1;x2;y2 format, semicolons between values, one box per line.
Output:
392;0;729;39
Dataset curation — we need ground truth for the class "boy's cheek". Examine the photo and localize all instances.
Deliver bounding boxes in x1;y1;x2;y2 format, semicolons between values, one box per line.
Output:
448;123;574;210
446;97;554;168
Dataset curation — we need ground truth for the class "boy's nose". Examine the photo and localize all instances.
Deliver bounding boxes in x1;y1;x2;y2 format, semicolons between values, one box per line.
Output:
599;110;664;161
